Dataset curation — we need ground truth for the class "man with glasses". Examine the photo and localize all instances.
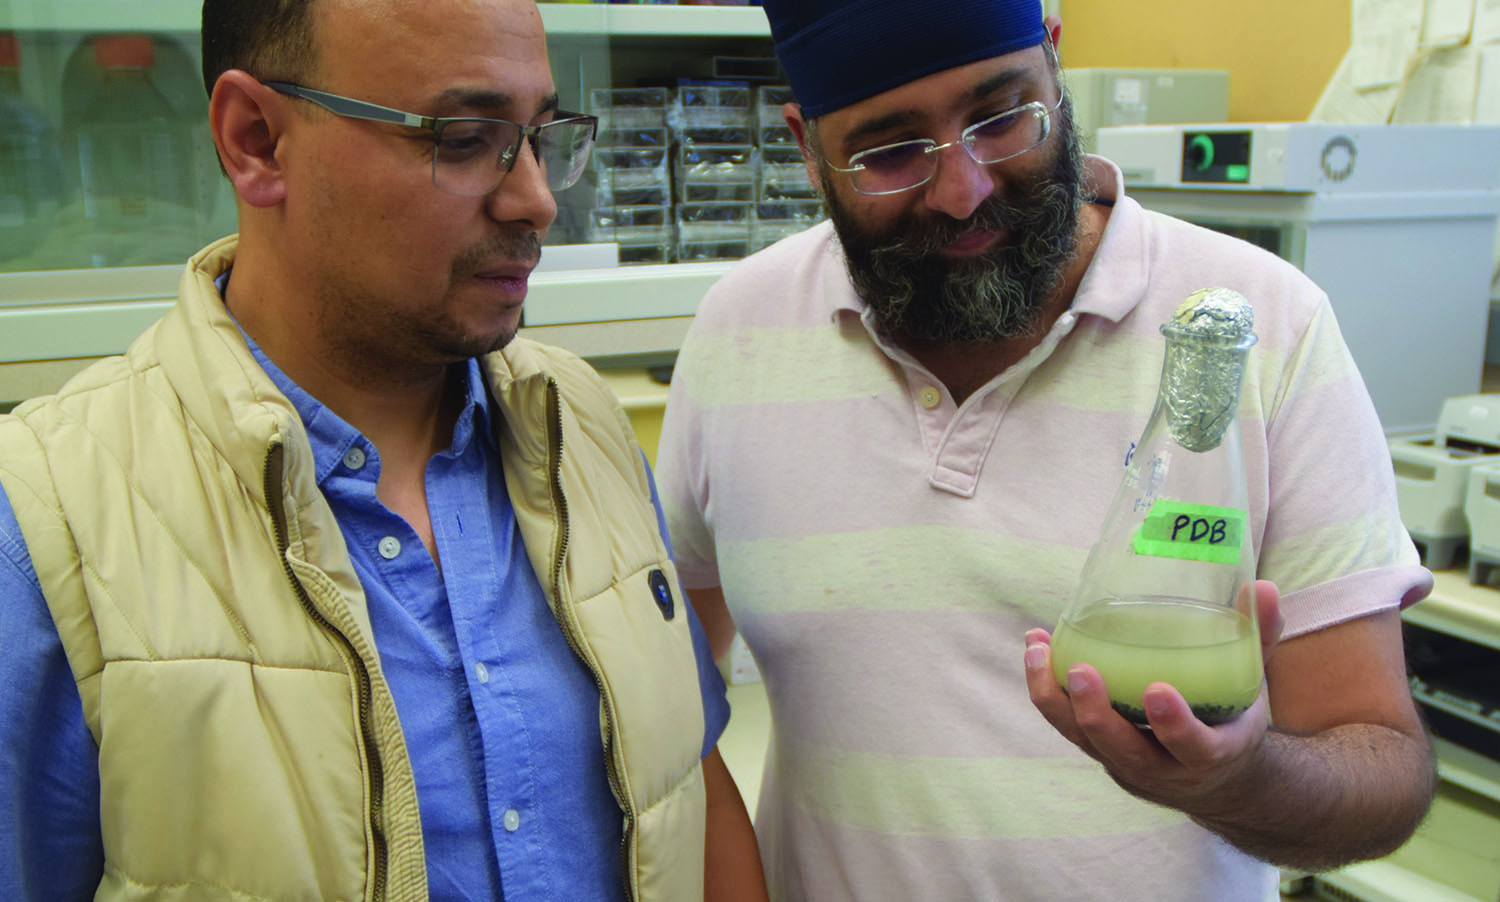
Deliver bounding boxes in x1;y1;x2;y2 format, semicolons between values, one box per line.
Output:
0;0;766;899
657;0;1434;898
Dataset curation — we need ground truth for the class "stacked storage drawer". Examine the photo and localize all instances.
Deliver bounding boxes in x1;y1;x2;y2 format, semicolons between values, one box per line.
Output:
752;84;822;252
673;84;755;262
586;84;827;265
589;88;673;264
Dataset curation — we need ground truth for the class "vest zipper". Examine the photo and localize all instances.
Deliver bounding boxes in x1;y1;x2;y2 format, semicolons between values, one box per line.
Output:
263;442;390;902
542;379;637;902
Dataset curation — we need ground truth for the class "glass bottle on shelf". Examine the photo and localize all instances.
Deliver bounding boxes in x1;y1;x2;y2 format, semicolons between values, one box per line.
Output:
72;34;201;268
0;31;65;271
1051;287;1261;726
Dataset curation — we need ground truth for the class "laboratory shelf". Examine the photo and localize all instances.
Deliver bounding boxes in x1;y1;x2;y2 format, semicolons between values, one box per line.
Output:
0;2;771;37
0;257;722;377
0;0;201;32
1407;570;1500;653
540;5;770;38
1404;571;1500;809
1432;736;1500;806
1311;859;1482;902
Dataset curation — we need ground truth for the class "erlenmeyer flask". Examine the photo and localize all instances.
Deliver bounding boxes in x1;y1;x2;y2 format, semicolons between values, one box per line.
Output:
1051;287;1260;725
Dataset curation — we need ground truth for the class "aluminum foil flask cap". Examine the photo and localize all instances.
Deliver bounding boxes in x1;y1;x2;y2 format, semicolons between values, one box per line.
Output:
1159;288;1257;453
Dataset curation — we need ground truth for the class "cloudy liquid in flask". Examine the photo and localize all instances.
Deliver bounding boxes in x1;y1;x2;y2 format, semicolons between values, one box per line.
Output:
1050;595;1260;725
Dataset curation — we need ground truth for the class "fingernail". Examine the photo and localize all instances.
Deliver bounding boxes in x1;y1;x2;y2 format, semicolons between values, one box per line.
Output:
1145;689;1169;717
1068;669;1087;694
1025;644;1046;670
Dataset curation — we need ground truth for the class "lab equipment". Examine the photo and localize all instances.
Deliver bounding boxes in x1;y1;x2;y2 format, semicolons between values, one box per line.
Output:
1098;123;1500;433
1064;67;1229;153
1389;395;1500;569
1052;288;1261;725
1466;459;1500;584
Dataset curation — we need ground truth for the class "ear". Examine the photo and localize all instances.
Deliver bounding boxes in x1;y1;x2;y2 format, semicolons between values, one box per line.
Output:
1044;14;1063;52
782;102;823;194
209;69;289;208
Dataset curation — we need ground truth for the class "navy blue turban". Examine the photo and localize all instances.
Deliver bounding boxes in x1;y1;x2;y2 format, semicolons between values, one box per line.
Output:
761;0;1047;119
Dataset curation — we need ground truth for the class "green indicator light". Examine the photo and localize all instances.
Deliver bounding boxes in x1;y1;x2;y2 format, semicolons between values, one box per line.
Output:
1188;133;1215;170
1226;164;1249;182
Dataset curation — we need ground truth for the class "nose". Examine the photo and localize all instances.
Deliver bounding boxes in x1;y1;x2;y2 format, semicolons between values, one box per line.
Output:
921;143;996;221
486;136;558;235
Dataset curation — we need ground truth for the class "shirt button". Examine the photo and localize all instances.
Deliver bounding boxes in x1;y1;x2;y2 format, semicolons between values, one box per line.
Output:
377;536;401;559
918;385;942;409
475;662;490;684
503;809;521;832
342;446;366;470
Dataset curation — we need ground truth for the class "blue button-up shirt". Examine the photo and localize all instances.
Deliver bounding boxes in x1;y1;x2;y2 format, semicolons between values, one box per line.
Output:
0;324;729;900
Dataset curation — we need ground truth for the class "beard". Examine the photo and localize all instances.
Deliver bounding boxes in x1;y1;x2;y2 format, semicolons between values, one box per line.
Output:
441;228;543;355
822;95;1088;344
317;228;542;380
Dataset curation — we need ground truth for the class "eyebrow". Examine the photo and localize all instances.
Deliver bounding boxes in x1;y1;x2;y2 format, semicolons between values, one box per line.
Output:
840;66;1037;147
428;87;561;119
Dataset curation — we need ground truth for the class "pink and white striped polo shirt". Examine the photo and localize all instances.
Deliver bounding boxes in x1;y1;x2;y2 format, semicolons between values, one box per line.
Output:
657;157;1431;902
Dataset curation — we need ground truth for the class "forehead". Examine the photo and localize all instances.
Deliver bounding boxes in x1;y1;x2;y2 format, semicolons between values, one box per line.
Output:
816;45;1052;146
314;0;554;114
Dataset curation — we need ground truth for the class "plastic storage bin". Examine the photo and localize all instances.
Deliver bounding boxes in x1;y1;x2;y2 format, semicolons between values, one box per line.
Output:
589;87;670;131
758;143;815;200
676;143;755;202
677;200;751;261
591;127;670;206
752;199;824;252
675;84;751;129
756;85;797;146
590;203;673;265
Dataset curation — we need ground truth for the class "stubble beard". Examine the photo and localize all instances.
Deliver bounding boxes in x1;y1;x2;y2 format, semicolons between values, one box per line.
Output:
822;95;1089;344
318;228;542;381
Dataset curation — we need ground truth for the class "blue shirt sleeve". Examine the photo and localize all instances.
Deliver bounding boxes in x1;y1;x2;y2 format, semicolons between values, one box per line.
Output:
0;485;105;898
643;456;730;758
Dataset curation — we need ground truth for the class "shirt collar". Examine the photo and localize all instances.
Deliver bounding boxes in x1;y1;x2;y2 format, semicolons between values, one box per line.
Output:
215;270;499;486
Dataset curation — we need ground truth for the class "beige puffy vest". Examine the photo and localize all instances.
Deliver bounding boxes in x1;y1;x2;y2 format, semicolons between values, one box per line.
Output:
0;237;707;901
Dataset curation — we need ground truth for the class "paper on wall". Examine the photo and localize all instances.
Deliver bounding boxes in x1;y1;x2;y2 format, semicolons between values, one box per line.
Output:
1391;41;1482;122
1476;39;1500;121
1476;0;1500;41
1421;0;1476;46
1310;50;1402;123
1351;0;1425;88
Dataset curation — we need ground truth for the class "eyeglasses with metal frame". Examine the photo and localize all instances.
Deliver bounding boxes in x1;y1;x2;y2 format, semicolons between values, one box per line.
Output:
825;96;1063;196
264;81;598;196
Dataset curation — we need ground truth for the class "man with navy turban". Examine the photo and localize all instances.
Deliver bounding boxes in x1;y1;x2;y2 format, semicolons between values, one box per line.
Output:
657;2;1434;899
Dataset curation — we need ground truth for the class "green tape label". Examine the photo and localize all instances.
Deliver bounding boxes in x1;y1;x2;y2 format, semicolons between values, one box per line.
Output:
1133;500;1246;564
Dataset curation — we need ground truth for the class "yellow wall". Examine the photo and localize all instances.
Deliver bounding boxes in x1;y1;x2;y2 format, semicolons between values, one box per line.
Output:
598;369;671;465
1059;1;1350;123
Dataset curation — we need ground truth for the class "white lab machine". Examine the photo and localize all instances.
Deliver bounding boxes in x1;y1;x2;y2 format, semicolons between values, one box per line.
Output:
1064;68;1228;153
1466;459;1500;585
1390;395;1500;569
1096;123;1500;434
